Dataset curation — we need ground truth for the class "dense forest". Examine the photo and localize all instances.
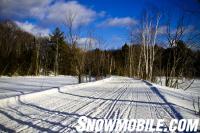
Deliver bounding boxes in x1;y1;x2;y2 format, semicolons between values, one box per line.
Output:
0;20;200;87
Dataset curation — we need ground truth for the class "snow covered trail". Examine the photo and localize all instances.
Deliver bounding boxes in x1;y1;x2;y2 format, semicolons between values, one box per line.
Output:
0;76;198;132
0;76;78;99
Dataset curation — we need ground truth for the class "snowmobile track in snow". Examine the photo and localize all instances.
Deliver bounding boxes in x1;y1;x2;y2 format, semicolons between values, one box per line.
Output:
0;76;189;132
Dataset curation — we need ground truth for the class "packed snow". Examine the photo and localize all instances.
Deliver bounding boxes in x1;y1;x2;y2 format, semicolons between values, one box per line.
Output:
156;77;200;98
0;76;199;132
0;76;78;99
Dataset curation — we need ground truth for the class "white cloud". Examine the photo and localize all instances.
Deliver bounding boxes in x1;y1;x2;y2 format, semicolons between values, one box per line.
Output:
76;37;98;49
99;17;137;27
0;0;51;19
45;1;97;28
15;21;50;37
184;25;195;34
0;0;98;28
98;11;106;17
158;26;167;35
157;25;195;35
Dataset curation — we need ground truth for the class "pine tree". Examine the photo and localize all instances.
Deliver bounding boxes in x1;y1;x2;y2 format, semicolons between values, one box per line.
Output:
50;27;68;75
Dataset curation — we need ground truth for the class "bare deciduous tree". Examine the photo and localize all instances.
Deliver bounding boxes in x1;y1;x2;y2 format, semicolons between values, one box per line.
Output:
133;11;161;81
64;10;85;83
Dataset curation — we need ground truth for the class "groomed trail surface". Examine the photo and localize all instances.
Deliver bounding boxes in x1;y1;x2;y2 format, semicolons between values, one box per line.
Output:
0;76;78;99
0;76;198;132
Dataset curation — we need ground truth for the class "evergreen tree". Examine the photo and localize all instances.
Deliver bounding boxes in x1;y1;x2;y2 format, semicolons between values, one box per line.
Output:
50;27;70;75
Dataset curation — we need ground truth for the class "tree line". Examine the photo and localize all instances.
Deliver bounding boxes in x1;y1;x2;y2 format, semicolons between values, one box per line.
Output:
0;20;200;87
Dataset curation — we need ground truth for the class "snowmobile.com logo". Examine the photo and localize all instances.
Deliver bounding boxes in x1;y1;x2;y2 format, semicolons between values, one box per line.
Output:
76;116;199;132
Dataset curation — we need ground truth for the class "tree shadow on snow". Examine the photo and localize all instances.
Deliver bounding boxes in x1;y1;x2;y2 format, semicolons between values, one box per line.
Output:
143;80;183;120
0;96;94;132
58;88;194;111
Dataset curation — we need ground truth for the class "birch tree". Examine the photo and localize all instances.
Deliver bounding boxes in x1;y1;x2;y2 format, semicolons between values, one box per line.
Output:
137;11;161;81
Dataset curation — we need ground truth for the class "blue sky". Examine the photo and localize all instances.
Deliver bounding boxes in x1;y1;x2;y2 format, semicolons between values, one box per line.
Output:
0;0;199;49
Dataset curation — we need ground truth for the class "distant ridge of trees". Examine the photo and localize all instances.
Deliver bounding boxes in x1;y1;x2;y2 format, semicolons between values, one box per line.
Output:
0;20;200;85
